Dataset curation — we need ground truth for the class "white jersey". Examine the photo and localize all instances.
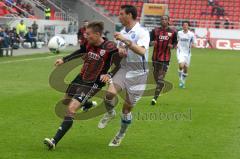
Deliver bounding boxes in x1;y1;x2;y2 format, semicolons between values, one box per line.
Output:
118;22;150;75
114;22;149;105
177;30;196;55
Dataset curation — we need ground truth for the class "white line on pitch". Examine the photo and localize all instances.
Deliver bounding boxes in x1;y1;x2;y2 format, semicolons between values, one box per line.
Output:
0;54;63;64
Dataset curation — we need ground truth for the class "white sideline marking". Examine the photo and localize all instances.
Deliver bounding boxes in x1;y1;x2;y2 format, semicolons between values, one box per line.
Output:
0;54;63;64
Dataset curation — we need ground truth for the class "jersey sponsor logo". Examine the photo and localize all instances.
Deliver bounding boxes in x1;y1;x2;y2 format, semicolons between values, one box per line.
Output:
180;38;189;42
100;49;106;56
88;52;100;60
159;35;169;40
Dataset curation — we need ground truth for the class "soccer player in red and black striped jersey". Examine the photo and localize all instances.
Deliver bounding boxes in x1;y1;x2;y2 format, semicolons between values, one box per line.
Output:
150;15;177;105
44;21;120;150
77;20;88;47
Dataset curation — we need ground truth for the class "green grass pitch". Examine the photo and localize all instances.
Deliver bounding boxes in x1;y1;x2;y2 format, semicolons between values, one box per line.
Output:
0;48;240;159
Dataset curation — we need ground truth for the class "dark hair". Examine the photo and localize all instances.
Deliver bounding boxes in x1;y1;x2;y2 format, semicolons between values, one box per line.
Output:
87;21;104;35
182;21;190;26
121;5;137;20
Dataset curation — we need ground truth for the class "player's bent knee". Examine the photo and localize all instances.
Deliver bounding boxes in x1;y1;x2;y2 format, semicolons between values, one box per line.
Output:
105;92;116;100
122;104;132;114
104;96;118;111
62;98;71;105
67;99;81;116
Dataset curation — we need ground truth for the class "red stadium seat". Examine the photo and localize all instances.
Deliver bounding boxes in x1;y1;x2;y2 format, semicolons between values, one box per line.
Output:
98;0;104;5
115;1;120;6
95;0;240;29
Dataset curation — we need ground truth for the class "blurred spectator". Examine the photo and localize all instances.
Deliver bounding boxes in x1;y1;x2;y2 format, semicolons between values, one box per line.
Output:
0;27;4;56
8;28;20;49
216;6;224;16
45;6;51;20
212;4;225;16
32;21;38;37
68;22;74;34
26;3;31;12
214;17;223;28
61;28;67;34
73;21;78;33
16;20;27;39
208;0;215;6
25;27;37;48
224;17;230;29
78;20;88;46
1;27;10;48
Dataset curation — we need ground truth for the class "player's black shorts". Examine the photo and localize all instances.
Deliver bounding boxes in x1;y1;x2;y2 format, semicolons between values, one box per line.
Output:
153;61;170;73
66;75;105;104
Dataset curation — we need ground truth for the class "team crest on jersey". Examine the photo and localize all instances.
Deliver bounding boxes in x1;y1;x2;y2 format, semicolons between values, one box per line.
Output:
100;49;106;56
131;33;136;39
168;32;172;37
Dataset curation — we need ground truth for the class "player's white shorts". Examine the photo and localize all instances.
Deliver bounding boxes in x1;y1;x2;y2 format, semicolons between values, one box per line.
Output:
177;51;191;67
112;68;148;106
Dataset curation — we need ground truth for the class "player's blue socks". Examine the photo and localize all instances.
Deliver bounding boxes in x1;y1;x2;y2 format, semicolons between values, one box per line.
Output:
53;116;73;144
118;112;132;137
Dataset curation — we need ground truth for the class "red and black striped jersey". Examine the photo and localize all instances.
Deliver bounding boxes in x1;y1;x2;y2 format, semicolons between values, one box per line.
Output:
63;40;119;83
151;27;177;62
78;27;87;46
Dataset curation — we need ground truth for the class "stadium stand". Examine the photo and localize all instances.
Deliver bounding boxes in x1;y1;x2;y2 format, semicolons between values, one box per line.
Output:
94;0;240;29
0;0;36;18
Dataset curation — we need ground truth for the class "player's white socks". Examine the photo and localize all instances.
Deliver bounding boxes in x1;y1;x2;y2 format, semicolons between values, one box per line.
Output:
178;69;183;81
182;72;188;83
117;112;132;138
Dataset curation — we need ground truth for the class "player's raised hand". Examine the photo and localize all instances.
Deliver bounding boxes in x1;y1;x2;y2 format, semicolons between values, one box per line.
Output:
100;74;112;83
114;32;125;41
55;59;64;66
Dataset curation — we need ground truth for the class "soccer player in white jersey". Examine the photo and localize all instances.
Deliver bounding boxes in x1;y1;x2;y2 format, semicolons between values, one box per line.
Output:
98;5;150;146
177;21;196;88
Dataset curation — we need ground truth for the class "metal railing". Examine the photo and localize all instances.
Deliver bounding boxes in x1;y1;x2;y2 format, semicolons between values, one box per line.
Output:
46;0;78;22
54;12;77;22
29;0;47;10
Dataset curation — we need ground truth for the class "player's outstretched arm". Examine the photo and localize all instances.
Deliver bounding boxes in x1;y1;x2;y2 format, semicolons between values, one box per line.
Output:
114;32;147;56
62;46;87;63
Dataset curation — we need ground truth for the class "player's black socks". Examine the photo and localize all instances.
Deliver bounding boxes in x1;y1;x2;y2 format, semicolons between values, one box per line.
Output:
154;80;165;100
53;116;73;144
82;101;93;111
